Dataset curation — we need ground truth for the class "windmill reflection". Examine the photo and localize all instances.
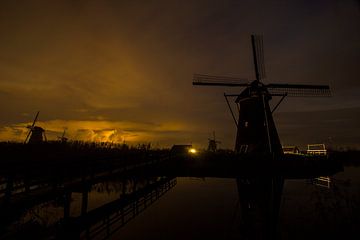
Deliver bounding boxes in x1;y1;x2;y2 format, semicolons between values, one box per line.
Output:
236;177;284;240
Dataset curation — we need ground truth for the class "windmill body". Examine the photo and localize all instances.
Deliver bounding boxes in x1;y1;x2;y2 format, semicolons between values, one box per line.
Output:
28;126;46;143
235;81;282;157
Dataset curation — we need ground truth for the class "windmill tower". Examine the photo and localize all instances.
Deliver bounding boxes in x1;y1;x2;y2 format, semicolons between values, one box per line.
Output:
24;111;47;144
193;35;331;159
207;131;221;152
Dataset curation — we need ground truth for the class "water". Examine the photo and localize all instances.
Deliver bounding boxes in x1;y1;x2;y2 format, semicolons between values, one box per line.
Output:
114;178;239;240
1;167;360;239
279;167;360;239
113;171;360;240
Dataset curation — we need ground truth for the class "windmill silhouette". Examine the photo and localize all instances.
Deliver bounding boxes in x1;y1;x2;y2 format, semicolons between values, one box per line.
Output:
193;35;331;159
193;35;333;238
58;128;68;143
207;131;221;152
24;111;47;144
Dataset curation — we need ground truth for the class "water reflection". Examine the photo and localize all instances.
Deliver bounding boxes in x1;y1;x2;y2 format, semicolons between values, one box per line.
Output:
309;176;331;188
64;178;176;239
280;168;360;240
2;166;360;239
236;177;284;240
0;175;176;239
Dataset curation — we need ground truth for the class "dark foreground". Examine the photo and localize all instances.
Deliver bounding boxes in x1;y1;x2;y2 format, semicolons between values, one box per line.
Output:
0;142;358;239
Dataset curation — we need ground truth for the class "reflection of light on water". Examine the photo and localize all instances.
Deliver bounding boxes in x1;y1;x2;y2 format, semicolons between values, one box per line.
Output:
4;168;360;239
20;200;65;227
280;167;360;239
79;178;177;239
0;179;46;198
309;176;331;189
87;180;141;213
13;178;161;231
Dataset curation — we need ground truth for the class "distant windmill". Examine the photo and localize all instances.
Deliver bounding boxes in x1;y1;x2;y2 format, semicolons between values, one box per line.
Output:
193;35;331;159
57;129;68;143
24;111;47;144
207;131;221;152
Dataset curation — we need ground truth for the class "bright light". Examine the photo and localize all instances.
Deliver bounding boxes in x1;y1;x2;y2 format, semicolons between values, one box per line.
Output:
189;148;197;154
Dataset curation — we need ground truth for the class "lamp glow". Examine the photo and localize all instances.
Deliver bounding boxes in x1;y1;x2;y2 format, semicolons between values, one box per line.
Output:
189;148;197;154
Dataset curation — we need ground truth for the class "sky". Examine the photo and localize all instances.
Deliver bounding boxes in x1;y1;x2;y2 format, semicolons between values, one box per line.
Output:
0;0;359;149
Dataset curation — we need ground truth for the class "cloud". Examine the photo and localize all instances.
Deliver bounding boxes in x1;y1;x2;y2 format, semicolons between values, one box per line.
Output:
0;119;201;147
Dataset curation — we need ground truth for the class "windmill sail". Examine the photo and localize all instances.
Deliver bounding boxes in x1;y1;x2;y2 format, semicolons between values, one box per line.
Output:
24;111;40;143
251;34;266;81
24;130;32;144
267;83;331;97
193;74;249;87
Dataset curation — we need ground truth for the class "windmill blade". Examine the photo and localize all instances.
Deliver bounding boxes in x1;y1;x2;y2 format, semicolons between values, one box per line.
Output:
24;129;32;143
267;83;331;97
24;111;39;143
193;74;249;87
251;34;266;81
43;131;47;142
30;111;40;128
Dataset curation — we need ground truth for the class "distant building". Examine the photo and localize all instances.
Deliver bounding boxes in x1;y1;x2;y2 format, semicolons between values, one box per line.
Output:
307;144;327;155
282;145;301;154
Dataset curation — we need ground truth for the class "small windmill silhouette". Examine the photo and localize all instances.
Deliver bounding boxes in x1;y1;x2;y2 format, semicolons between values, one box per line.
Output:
207;131;221;152
57;128;68;143
24;111;46;144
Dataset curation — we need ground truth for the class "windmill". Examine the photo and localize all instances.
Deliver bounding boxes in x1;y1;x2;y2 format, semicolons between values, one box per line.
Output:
58;129;68;143
193;35;331;159
24;111;47;144
194;35;332;238
207;131;221;152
